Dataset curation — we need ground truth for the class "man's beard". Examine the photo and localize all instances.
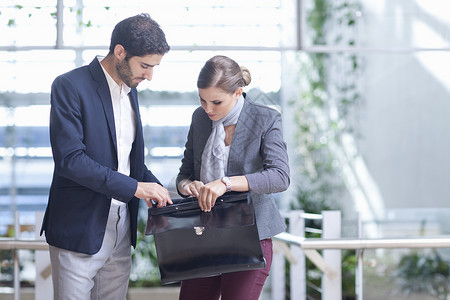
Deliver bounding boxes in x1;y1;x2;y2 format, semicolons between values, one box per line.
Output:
116;58;138;88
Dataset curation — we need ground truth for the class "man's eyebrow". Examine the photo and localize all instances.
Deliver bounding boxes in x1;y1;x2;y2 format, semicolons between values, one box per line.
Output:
141;62;159;67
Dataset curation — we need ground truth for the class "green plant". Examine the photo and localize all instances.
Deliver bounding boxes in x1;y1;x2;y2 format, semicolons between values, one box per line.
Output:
291;0;362;299
129;206;162;287
393;221;450;299
6;4;112;29
0;250;14;286
292;0;362;213
341;250;357;299
393;250;450;300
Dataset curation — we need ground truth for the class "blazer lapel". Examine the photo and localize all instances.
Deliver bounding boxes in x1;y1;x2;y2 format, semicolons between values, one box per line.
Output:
89;58;117;151
227;97;251;174
128;89;141;132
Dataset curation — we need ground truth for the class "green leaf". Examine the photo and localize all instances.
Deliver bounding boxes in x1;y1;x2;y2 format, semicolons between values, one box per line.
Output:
7;19;15;27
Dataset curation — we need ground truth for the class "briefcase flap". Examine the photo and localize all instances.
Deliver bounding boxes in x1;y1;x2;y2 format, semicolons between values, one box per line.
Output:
145;192;255;235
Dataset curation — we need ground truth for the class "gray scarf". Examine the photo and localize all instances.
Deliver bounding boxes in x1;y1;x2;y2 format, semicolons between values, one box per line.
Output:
200;95;245;183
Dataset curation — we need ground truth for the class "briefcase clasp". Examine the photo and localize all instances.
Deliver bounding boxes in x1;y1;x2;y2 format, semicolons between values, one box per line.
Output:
194;227;205;235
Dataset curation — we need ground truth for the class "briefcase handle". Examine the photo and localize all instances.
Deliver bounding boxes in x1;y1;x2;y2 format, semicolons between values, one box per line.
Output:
149;191;249;216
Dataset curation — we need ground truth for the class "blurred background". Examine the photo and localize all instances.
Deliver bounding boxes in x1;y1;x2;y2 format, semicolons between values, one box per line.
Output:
1;0;450;299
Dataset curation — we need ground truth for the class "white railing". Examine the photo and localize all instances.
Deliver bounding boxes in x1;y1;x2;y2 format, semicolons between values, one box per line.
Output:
0;239;48;251
0;212;51;300
271;210;450;300
3;211;450;300
0;240;49;300
279;235;450;250
270;210;342;300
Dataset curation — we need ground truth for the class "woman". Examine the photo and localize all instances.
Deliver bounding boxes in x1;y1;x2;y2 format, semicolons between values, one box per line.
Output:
176;55;290;300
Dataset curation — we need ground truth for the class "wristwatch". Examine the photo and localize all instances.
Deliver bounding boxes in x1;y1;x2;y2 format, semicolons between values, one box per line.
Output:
221;176;232;193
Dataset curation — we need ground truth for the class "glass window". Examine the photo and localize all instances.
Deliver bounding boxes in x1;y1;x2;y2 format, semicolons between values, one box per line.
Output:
0;1;286;290
0;1;56;47
0;51;76;93
6;1;450;297
295;2;450;297
302;0;450;49
62;0;282;48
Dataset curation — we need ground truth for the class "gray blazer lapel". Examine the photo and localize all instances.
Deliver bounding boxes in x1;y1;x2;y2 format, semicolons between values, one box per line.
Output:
227;99;252;174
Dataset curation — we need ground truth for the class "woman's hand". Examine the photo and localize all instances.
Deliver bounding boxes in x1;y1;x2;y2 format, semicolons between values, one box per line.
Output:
197;179;227;212
182;180;204;198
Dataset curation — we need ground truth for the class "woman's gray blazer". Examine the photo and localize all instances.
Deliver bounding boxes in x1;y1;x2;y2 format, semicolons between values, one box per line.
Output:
177;94;290;239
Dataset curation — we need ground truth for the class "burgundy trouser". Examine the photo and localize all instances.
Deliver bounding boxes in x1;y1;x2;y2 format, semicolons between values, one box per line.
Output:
178;238;273;300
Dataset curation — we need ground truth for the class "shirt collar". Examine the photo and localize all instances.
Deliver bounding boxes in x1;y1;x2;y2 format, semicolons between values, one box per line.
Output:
98;56;131;95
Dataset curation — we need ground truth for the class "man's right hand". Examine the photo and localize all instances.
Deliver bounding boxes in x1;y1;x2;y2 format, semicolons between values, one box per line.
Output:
135;182;172;208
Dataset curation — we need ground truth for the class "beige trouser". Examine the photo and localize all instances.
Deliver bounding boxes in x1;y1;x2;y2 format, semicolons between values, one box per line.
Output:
49;202;131;300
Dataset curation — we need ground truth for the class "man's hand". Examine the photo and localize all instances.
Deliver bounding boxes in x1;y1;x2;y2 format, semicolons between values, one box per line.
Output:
135;182;172;208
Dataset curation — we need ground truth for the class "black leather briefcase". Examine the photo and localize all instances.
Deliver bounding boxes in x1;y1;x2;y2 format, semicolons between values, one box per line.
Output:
145;192;265;284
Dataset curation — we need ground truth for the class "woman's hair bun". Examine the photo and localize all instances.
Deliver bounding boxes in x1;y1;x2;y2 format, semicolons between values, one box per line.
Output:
240;66;251;87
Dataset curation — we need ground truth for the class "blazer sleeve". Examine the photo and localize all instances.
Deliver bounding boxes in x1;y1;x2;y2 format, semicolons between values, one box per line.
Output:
176;122;195;195
50;74;137;202
244;111;290;194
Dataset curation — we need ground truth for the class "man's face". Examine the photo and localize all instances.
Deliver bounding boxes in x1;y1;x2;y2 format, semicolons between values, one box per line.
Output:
116;54;164;88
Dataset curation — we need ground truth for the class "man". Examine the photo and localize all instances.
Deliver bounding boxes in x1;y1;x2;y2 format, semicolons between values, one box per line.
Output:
40;13;172;300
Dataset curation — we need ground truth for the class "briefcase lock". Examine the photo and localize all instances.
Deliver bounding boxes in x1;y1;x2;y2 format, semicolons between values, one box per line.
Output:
194;227;205;235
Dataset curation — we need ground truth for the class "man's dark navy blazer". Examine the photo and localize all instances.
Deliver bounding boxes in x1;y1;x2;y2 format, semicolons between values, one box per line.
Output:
40;57;160;255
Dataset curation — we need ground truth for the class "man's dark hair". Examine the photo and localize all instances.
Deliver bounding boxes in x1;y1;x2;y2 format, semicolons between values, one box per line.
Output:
109;13;170;57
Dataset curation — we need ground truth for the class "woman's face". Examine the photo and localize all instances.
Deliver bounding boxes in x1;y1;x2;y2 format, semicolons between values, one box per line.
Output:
198;87;242;121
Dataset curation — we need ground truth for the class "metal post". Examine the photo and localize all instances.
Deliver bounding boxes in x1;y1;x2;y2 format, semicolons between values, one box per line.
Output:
356;214;364;300
56;0;64;48
270;243;285;300
290;211;306;300
35;212;53;300
297;0;304;51
322;211;342;300
13;211;20;300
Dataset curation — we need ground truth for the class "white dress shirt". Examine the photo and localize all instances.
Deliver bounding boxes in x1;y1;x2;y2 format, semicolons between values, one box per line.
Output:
98;57;137;208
